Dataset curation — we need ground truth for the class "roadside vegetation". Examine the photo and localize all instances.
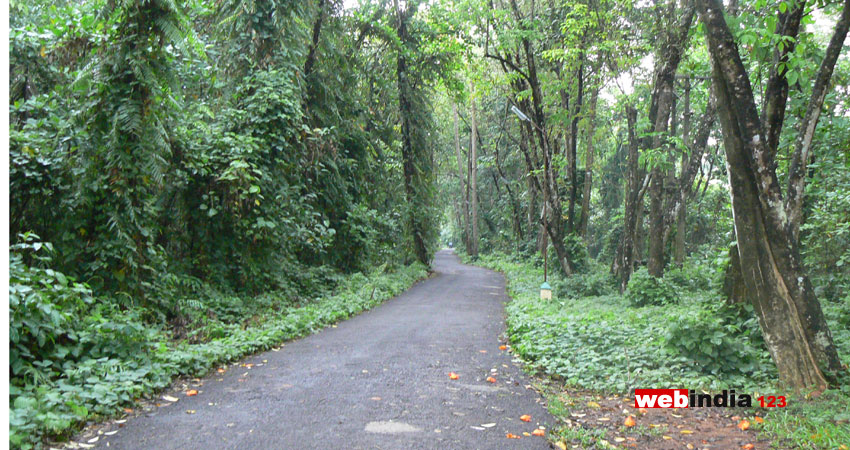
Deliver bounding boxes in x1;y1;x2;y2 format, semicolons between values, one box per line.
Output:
465;251;850;449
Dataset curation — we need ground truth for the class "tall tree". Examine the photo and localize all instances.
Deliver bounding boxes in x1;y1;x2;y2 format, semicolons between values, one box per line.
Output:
698;0;845;390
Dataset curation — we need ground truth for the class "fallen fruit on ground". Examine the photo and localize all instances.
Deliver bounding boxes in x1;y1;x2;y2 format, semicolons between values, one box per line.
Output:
532;428;545;436
753;416;764;424
738;420;751;431
186;390;198;396
448;372;459;380
499;345;507;350
624;415;636;427
742;444;754;450
506;433;521;439
638;408;648;414
520;414;531;422
486;376;496;383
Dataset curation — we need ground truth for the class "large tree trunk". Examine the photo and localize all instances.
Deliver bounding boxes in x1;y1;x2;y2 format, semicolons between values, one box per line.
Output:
698;0;843;391
469;96;480;257
578;78;600;241
614;105;642;292
395;0;429;265
645;0;695;277
453;104;470;249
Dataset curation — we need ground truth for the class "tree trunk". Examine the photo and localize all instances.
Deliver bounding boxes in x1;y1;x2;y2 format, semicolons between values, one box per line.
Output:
615;105;641;292
699;0;843;391
395;0;429;265
470;96;480;257
453;104;470;249
579;78;600;241
645;0;695;277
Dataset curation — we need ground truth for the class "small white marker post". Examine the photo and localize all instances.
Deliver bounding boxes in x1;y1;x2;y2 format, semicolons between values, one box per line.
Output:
540;281;552;300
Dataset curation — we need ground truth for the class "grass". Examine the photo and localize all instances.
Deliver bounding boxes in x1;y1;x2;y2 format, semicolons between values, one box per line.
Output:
464;251;850;450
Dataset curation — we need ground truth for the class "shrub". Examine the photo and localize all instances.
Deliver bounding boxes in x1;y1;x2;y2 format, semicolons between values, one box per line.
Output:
664;301;771;378
626;267;677;306
554;268;616;299
664;263;715;292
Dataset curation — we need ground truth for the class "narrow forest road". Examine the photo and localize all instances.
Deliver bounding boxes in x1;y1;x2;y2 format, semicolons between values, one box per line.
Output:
97;250;553;449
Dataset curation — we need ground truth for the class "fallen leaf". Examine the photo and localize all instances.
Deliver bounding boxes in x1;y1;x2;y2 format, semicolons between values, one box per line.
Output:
532;429;545;436
486;376;497;383
614;437;626;443
499;345;508;350
162;395;179;402
662;435;672;440
523;432;531;436
738;420;751;431
680;430;694;434
624;416;636;427
570;413;586;418
597;417;611;421
114;420;127;424
520;414;532;422
742;445;754;450
471;426;485;431
479;350;487;353
587;401;601;408
638;408;648;414
217;368;226;373
104;430;118;436
731;415;741;421
506;433;521;439
753;416;764;424
671;413;683;418
481;423;496;428
78;443;94;449
88;436;99;443
123;408;133;414
186;389;198;396
370;396;381;401
186;410;196;414
687;444;694;449
555;441;567;450
449;372;459;380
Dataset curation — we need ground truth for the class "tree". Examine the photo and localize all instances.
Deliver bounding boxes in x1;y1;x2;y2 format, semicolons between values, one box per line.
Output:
698;0;846;390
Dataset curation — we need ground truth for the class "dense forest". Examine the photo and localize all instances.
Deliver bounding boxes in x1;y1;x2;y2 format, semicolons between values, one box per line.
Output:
8;0;850;447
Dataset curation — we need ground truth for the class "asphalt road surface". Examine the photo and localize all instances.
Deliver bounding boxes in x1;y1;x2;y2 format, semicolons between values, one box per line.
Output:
98;249;553;449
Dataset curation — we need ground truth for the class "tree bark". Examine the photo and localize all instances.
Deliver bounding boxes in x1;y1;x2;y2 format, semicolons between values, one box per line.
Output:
646;0;695;277
698;0;843;391
470;95;480;257
453;104;470;249
395;0;429;265
615;105;642;292
578;75;600;241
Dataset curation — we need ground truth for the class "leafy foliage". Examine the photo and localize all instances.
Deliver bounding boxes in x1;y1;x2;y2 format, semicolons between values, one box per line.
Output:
625;267;678;307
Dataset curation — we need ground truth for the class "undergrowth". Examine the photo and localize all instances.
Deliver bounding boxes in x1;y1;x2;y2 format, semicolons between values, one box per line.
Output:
466;251;850;450
10;241;427;449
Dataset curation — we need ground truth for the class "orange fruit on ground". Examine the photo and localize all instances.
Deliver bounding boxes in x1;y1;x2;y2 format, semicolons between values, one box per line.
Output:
520;414;532;422
186;390;198;396
486;376;496;383
532;428;545;436
624;415;636;427
448;372;459;380
738;420;751;431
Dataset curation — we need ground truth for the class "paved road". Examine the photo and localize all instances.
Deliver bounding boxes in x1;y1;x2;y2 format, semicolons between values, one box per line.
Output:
98;250;553;449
